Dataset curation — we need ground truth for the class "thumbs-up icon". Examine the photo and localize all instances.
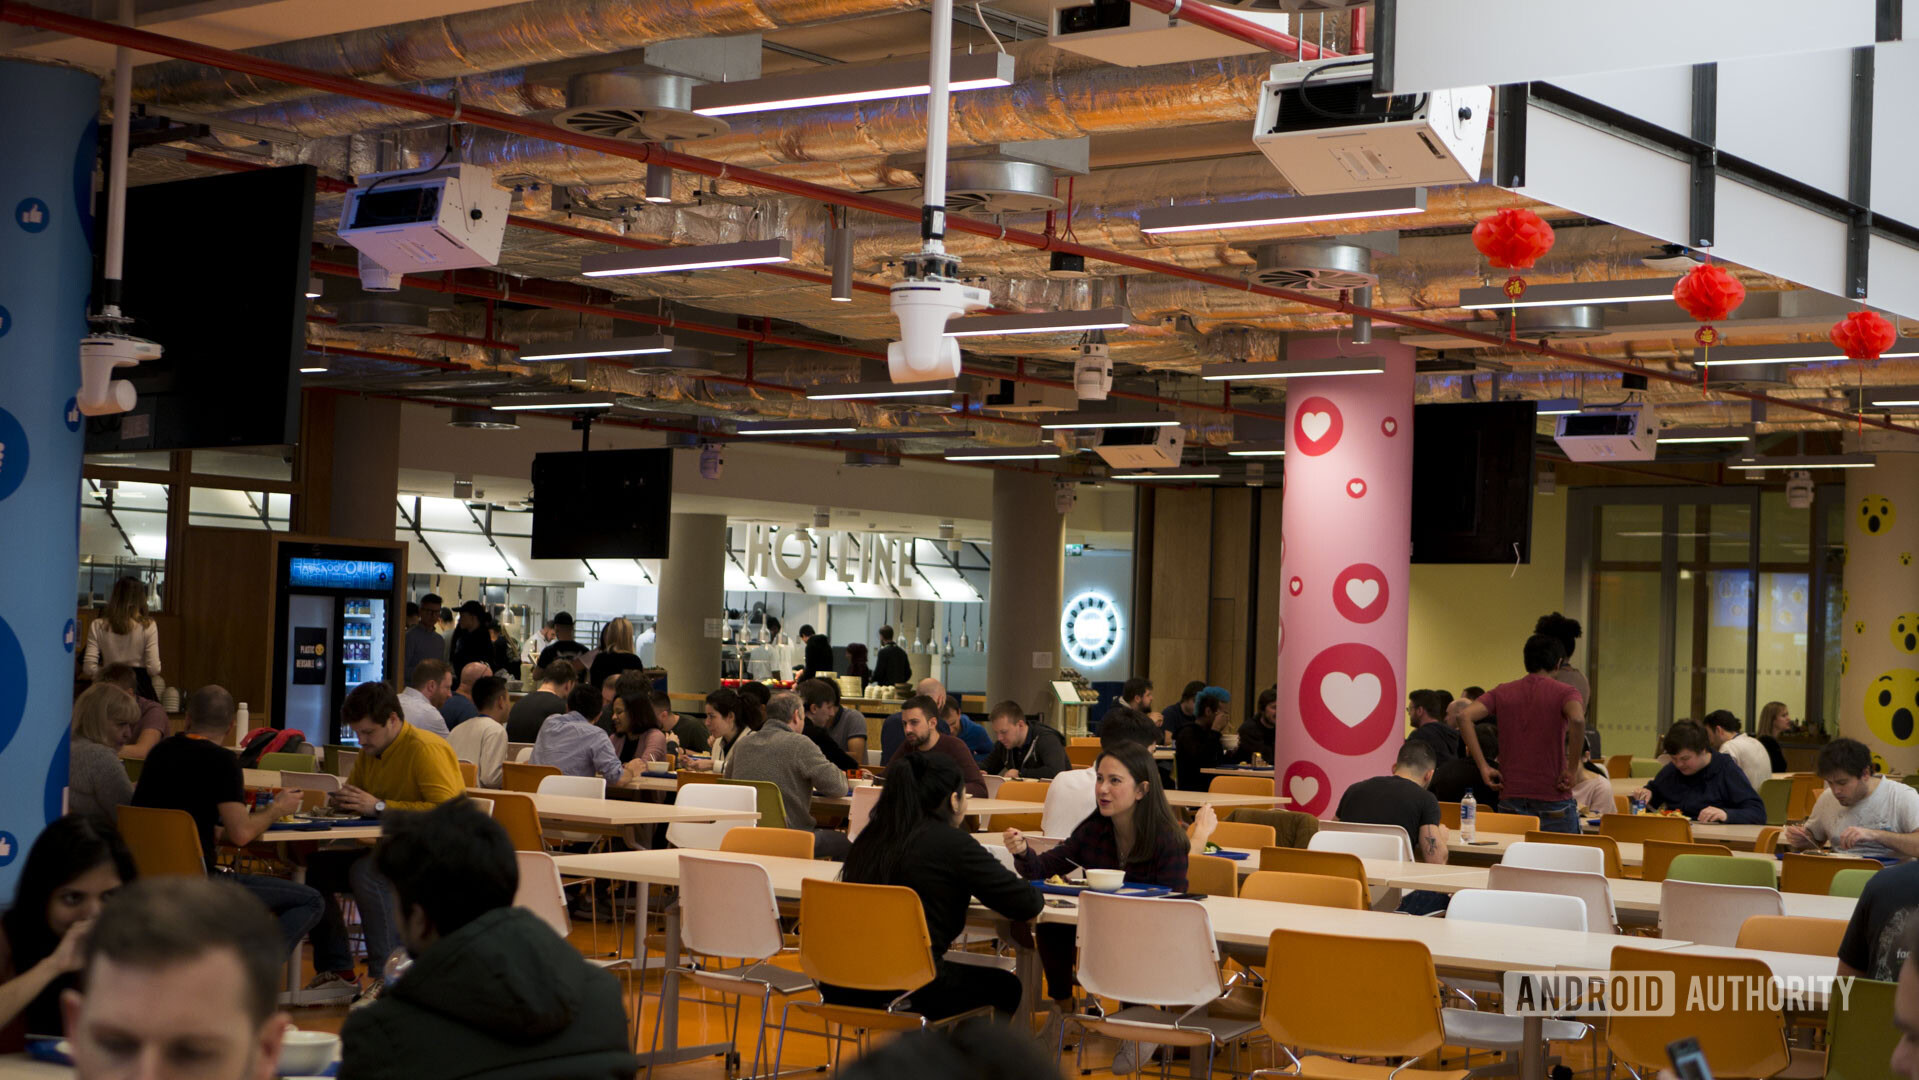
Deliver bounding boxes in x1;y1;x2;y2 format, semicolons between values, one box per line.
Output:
20;204;42;225
15;198;49;233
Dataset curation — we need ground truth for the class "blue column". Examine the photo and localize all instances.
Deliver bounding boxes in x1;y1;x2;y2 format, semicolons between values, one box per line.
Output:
0;59;98;895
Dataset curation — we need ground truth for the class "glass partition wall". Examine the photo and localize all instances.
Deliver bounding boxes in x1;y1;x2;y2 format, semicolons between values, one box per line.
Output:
1568;485;1845;758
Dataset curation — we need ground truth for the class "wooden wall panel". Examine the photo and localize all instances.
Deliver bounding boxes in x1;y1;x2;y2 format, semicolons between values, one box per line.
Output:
1148;488;1213;694
177;528;277;727
1253;487;1285;700
1208;489;1252;701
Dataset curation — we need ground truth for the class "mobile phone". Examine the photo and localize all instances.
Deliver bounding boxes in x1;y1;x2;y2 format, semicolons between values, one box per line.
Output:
1666;1037;1714;1080
1043;898;1077;909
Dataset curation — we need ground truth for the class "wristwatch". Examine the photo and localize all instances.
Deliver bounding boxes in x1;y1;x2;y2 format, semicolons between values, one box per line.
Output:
374;799;386;816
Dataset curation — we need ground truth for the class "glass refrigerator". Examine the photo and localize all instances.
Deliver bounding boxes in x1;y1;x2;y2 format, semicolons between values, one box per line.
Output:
271;546;397;746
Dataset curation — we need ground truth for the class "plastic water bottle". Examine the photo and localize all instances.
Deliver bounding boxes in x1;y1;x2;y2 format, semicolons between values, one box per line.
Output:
1631;789;1650;815
1460;790;1477;843
235;702;250;741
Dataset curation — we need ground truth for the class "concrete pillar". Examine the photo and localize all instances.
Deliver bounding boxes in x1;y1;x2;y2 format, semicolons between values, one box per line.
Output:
329;395;400;541
1274;340;1417;817
0;59;99;893
987;471;1065;715
656;513;727;694
1838;439;1919;772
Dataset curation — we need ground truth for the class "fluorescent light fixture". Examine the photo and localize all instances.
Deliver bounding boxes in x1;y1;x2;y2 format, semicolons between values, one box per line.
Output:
1535;398;1582;416
691;51;1014;117
1199;357;1385;381
1039;410;1178;430
1111;467;1221;480
519;334;675;362
1694;339;1919;367
945;307;1132;338
1869;389;1919;407
299;366;328;374
1730;454;1876;471
1225;442;1287;457
1657;426;1752;445
581;239;791;278
490;396;618;412
1459;277;1683;311
805;380;957;402
735;418;860;436
943;445;1063;461
1141;188;1426;235
305;277;323;299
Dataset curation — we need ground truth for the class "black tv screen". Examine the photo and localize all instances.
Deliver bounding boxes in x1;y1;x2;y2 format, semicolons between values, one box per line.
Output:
1411;401;1538;564
531;449;674;559
85;166;316;452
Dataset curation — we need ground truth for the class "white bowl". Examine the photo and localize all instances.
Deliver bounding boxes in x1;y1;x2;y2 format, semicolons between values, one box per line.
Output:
278;1030;340;1074
1084;868;1126;892
643;761;673;774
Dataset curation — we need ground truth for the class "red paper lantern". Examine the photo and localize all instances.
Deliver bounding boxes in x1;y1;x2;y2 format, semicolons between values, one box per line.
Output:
1829;310;1898;360
1472;208;1556;270
1672;264;1746;323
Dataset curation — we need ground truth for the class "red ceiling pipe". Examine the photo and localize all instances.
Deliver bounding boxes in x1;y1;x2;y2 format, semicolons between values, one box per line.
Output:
31;7;1903;436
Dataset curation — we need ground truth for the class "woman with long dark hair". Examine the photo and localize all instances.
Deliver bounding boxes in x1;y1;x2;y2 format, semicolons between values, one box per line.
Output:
606;680;666;765
699;687;764;771
831;752;1040;1018
0;816;138;1049
1004;741;1189;1027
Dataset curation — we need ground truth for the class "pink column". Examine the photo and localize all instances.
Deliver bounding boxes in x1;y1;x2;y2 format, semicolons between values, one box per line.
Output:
1273;340;1416;817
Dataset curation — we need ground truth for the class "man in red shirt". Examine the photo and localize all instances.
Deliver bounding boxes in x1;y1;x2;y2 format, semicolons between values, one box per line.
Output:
886;694;989;798
1458;634;1587;833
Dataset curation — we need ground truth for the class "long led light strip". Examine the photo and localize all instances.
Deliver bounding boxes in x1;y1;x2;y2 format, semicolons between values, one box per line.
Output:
943;446;1062;461
492;397;617;411
1111;467;1221;480
1731;454;1876;470
690;52;1015;117
581;239;791;278
1694;339;1919;367
519;333;676;361
1039;410;1178;430
1225;442;1286;457
944;307;1132;338
1458;277;1683;311
805;380;957;402
1198;358;1385;381
736;419;859;436
1535;398;1582;416
1140;187;1427;235
1656;427;1752;445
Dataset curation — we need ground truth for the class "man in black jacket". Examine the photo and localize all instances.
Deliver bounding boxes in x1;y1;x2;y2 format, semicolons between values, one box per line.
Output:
1404;688;1464;767
798;623;834;680
341;800;638;1080
870;624;913;688
982;701;1069;780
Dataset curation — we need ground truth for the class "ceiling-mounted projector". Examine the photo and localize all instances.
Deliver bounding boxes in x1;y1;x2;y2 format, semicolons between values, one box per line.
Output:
1554;403;1661;462
1094;424;1186;470
338;163;510;288
1047;0;1294;66
1252;55;1489;195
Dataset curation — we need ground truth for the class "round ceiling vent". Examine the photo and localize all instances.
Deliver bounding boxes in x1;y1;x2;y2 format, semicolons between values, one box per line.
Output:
554;71;729;142
625;349;723;377
446;406;518;430
1245;240;1377;292
334;299;433;334
1514;304;1608;338
942;159;1064;215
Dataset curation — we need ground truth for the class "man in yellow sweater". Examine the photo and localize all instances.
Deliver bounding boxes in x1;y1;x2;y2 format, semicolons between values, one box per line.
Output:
305;682;463;1001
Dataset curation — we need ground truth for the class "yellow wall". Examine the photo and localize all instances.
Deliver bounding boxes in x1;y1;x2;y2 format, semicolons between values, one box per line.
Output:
1406;490;1568;702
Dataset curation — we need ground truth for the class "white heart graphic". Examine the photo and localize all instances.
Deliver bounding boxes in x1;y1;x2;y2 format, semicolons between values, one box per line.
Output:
1288;774;1320;806
1344;578;1380;610
1348;480;1365;496
1383;418;1398;434
1300;411;1332;443
1319;671;1382;728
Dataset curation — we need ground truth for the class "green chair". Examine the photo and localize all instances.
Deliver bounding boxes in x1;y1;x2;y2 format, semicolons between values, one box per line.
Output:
1830;868;1878;898
258;751;317;774
1666;853;1776;888
716;777;787;830
122;757;143;783
1824;977;1899;1080
1629;758;1663;778
1903;774;1919;795
1757;778;1793;826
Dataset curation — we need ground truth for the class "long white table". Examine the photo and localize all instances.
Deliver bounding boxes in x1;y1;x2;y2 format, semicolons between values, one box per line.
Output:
1375;865;1857;921
468;788;760;829
1448;830;1777;870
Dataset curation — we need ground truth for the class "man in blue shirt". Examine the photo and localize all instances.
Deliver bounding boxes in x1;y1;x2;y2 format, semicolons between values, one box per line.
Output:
531;683;645;786
1631;718;1766;824
942;695;993;764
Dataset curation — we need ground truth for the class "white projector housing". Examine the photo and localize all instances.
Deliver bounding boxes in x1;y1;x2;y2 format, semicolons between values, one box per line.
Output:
1094;424;1187;470
1046;0;1296;67
1554;405;1661;462
1252;56;1489;195
338;163;511;280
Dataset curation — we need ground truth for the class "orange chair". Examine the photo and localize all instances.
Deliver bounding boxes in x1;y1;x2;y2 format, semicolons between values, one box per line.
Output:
985;779;1047;832
1204;820;1277;850
1240;870;1366;910
1208;775;1274;798
487;791;547;852
1068;736;1102;748
1786;774;1821;820
1475;810;1542;834
458;760;479;787
1598;813;1692;845
1606;754;1634;779
1613;795;1631;814
1187;853;1239;898
1065;744;1099;768
720;827;815;860
1608;945;1798;1078
1523;831;1624;878
115;805;207;878
772;880;985;1072
1754;826;1782;854
1736;915;1849;957
1258;846;1369;897
502;761;560;793
1780;852;1881;896
1438;802;1461;829
1259;929;1466;1080
1640;839;1734;883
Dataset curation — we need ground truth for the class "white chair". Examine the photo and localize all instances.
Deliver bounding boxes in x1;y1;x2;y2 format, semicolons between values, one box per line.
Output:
1307;830;1405;862
1317;820;1415;861
335;751;358;777
1501;840;1606;875
1659;879;1784;947
537;775;607;799
1066;892;1261;1073
1488;864;1619;935
981;774;1007;797
846;785;882;843
1441;889;1593;1072
649;855;817;1080
979;840;1017;874
666;784;758;850
467;797;495;816
513;850;574;937
514;745;535;763
865;749;882;766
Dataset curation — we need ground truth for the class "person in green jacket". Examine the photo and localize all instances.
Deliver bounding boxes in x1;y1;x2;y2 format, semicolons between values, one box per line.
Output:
340;800;638;1080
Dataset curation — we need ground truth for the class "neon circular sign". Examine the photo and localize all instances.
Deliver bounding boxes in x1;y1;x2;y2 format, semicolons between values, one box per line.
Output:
1060;591;1123;666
